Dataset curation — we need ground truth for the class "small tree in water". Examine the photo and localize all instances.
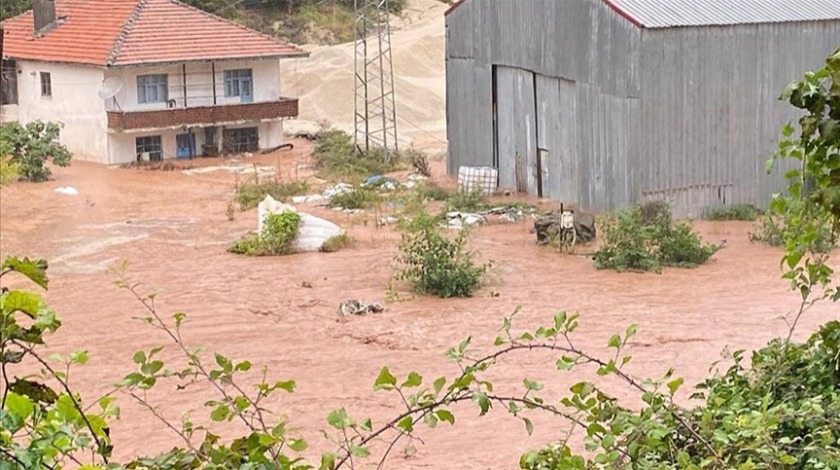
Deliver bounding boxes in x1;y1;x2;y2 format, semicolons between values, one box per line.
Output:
0;121;72;182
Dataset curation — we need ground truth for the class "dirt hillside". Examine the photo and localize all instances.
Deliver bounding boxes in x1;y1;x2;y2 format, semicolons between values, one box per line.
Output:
280;0;448;153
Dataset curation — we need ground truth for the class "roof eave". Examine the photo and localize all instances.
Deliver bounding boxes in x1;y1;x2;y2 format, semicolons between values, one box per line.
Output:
107;52;310;68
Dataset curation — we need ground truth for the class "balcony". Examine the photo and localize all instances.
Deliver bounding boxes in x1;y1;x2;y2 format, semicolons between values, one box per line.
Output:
107;98;299;131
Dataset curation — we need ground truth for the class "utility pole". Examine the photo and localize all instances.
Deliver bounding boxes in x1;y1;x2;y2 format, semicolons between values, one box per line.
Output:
353;0;399;160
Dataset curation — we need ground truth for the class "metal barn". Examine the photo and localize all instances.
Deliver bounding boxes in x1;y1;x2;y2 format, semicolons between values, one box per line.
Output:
444;0;840;217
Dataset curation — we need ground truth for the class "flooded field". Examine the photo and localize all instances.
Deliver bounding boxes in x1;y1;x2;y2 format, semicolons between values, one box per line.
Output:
0;141;836;469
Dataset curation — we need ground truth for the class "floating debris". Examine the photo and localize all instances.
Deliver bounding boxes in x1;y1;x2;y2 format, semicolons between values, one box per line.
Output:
338;300;384;316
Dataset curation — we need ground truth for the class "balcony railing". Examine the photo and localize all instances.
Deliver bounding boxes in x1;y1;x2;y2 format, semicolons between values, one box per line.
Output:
107;98;299;131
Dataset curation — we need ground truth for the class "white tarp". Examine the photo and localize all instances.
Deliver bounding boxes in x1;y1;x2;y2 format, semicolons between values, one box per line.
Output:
257;195;344;252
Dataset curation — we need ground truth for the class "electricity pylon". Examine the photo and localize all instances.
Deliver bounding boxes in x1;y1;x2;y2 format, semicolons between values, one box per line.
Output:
354;0;399;160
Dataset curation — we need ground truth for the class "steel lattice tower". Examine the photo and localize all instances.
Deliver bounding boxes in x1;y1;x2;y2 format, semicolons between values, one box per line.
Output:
354;0;398;159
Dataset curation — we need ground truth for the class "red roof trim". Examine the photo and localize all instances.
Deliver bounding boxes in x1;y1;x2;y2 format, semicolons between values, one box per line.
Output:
444;0;467;17
443;0;645;28
601;0;643;28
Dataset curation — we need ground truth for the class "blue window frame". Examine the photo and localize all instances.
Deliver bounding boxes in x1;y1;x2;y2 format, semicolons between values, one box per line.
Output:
224;69;253;102
137;74;167;104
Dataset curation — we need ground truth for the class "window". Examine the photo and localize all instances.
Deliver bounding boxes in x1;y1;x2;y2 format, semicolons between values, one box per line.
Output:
223;127;259;153
224;69;253;98
136;135;163;161
40;72;51;97
137;74;168;104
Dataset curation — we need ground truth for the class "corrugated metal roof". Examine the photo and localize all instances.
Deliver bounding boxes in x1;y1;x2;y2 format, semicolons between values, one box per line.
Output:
605;0;840;28
1;0;308;67
446;0;840;28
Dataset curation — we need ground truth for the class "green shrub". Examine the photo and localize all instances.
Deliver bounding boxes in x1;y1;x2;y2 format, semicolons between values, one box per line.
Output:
0;121;72;182
750;196;836;253
314;130;403;180
519;444;583;470
706;204;762;221
444;187;487;213
319;233;352;253
229;211;301;256
0;156;20;186
327;185;380;210
235;176;309;210
592;203;720;272
396;227;489;298
397;210;445;233
405;146;432;177
418;183;452;202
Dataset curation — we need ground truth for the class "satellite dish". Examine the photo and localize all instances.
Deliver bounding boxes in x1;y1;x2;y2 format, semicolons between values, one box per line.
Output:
98;76;125;100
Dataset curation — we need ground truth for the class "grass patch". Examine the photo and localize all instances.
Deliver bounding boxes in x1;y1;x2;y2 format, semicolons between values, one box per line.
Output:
592;202;721;272
314;130;405;182
235;176;310;211
444;188;487;213
229;211;301;256
319;233;353;253
706;204;762;221
417;183;452;202
327;185;380;210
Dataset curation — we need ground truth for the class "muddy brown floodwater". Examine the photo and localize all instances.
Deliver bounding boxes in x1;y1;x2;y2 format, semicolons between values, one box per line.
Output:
0;140;837;469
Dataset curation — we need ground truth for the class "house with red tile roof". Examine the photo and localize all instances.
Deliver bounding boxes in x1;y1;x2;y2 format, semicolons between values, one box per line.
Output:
0;0;309;164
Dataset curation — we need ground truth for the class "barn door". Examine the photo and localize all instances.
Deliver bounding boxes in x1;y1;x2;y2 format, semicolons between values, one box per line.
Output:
535;74;578;204
494;66;538;195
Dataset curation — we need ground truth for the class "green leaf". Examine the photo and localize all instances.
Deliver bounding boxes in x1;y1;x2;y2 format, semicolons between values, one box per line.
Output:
374;366;397;391
493;336;506;346
133;351;146;364
401;371;422;388
289;438;308;452
556;356;576;370
570;381;595;397
349;445;370;458
424;413;438;428
473;392;491;415
360;418;373;432
523;417;533;436
2;256;49;289
319;453;337;470
210;404;229;422
397;416;414;433
607;334;621;349
436;409;455;425
234;360;252;372
5;392;35;419
173;312;186;327
327;408;351;430
275;380;296;393
523;378;543;391
554;311;567;330
433;377;446;395
667;377;684;396
2;290;42;317
625;324;638;340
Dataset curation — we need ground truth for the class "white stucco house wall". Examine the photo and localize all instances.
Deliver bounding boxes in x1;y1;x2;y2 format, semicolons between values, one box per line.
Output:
0;0;308;165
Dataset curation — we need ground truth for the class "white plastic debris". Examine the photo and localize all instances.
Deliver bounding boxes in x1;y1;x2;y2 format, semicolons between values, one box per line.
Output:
322;183;354;199
256;195;344;252
295;213;344;252
446;211;487;229
54;186;79;196
291;194;328;204
378;216;399;226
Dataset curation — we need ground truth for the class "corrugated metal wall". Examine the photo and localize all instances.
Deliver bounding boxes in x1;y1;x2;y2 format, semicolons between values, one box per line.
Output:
446;0;642;211
638;21;840;217
446;0;840;217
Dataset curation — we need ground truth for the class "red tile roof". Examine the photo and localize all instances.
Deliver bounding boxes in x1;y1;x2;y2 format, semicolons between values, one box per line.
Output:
1;0;308;67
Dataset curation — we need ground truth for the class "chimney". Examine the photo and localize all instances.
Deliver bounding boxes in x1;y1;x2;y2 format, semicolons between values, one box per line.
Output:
33;0;57;34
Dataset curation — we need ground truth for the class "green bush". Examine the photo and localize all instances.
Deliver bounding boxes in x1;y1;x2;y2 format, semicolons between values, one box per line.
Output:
235;175;309;210
396;227;489;298
418;183;452;202
0;121;72;182
706;204;762;221
750;196;836;253
405;146;432;177
314;130;403;181
593;203;720;272
229;211;301;256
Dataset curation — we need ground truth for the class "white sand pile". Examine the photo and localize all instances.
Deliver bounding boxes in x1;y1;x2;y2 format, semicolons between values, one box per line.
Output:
280;0;448;153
